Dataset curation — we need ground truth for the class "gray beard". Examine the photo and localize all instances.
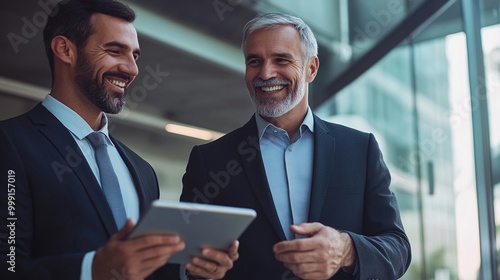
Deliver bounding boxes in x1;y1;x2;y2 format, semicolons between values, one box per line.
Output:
248;74;306;118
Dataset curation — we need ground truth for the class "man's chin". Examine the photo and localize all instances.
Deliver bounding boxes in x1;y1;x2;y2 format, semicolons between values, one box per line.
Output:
107;105;125;114
256;106;286;118
100;99;125;114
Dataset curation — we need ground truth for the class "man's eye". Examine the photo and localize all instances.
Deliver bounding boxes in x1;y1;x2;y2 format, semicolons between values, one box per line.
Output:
107;50;119;55
247;59;260;66
276;58;290;64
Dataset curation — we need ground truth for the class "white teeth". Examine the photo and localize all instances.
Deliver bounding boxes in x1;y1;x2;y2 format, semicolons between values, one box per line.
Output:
109;79;126;88
261;85;284;92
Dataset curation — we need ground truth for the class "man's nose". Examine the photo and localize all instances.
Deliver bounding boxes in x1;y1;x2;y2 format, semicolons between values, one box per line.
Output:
118;54;139;78
258;62;277;80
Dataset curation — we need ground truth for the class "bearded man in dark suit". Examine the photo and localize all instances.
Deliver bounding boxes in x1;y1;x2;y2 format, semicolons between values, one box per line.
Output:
0;1;237;279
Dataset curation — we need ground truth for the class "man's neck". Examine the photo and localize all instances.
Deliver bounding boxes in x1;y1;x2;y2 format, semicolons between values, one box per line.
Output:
262;103;308;138
50;84;104;131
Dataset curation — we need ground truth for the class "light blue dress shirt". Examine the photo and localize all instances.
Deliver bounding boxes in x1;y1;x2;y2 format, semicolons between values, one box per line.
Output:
181;109;315;279
255;108;314;240
41;94;139;280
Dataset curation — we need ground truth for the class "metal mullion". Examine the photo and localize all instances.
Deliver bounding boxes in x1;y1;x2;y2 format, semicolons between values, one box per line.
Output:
461;0;497;279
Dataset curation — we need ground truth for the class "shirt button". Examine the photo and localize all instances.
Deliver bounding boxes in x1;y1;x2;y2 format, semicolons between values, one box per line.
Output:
273;129;278;133
288;148;292;152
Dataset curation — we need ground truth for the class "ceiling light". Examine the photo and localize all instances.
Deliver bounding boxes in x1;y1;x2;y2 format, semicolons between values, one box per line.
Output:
165;123;223;141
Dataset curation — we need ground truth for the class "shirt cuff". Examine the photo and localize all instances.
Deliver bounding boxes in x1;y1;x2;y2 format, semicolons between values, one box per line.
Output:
81;251;96;280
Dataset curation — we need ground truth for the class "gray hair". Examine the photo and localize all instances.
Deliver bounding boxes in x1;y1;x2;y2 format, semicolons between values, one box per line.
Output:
242;13;318;60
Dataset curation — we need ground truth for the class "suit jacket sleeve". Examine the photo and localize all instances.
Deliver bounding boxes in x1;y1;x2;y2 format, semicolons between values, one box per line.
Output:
346;133;411;279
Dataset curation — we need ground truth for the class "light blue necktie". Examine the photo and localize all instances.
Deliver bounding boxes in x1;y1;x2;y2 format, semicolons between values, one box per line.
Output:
86;132;127;230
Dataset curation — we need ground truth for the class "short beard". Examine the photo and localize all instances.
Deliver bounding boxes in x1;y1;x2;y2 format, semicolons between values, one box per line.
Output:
74;50;126;114
247;69;306;118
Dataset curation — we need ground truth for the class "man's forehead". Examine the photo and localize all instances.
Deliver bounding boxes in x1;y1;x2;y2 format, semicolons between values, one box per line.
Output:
88;13;139;45
90;13;137;35
244;26;302;55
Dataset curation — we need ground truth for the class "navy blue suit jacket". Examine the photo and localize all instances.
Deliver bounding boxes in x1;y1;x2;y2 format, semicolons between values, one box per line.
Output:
181;115;411;279
0;104;178;280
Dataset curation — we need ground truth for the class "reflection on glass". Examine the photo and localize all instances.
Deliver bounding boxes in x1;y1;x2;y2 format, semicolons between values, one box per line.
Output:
442;32;480;280
349;0;411;57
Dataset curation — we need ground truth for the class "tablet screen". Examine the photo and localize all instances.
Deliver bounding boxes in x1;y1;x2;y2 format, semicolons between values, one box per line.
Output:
128;200;257;264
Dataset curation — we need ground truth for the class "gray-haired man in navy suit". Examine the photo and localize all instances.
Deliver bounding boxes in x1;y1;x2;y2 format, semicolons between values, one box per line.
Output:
181;13;411;279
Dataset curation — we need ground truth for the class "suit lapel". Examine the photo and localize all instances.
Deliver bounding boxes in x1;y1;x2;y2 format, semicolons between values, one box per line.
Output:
308;115;336;222
238;117;287;241
28;104;118;235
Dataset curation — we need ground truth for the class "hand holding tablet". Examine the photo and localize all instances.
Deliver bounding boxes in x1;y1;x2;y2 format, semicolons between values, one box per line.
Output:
128;200;257;264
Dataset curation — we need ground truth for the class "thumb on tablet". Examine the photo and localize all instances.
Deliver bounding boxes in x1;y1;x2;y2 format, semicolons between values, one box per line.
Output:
115;219;135;240
228;240;239;261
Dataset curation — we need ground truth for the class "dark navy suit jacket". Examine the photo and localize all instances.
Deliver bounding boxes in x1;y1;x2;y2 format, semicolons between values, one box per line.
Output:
0;104;178;280
181;115;411;279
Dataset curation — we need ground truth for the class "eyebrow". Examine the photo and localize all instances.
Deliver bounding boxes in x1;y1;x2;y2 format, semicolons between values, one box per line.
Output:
245;54;260;61
245;52;295;61
273;52;295;59
104;41;141;57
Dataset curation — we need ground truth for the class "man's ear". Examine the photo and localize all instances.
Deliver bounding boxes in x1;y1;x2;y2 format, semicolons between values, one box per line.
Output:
306;56;320;83
50;35;77;65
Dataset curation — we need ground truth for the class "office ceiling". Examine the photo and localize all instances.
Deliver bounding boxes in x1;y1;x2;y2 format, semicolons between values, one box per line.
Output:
0;0;259;136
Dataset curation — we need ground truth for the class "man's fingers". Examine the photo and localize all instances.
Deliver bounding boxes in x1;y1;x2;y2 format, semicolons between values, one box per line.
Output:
198;248;231;268
119;240;186;277
140;240;186;257
273;237;314;254
137;248;184;275
187;256;220;271
273;226;349;279
228;240;239;260
289;222;324;236
127;234;184;253
93;221;185;280
283;261;319;274
276;250;323;264
112;219;135;241
185;241;239;279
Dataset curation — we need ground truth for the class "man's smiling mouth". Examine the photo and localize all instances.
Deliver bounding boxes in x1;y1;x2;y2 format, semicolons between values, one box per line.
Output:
261;85;285;92
107;78;127;88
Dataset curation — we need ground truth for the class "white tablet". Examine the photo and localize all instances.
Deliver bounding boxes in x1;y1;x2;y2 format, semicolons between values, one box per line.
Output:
127;200;257;264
